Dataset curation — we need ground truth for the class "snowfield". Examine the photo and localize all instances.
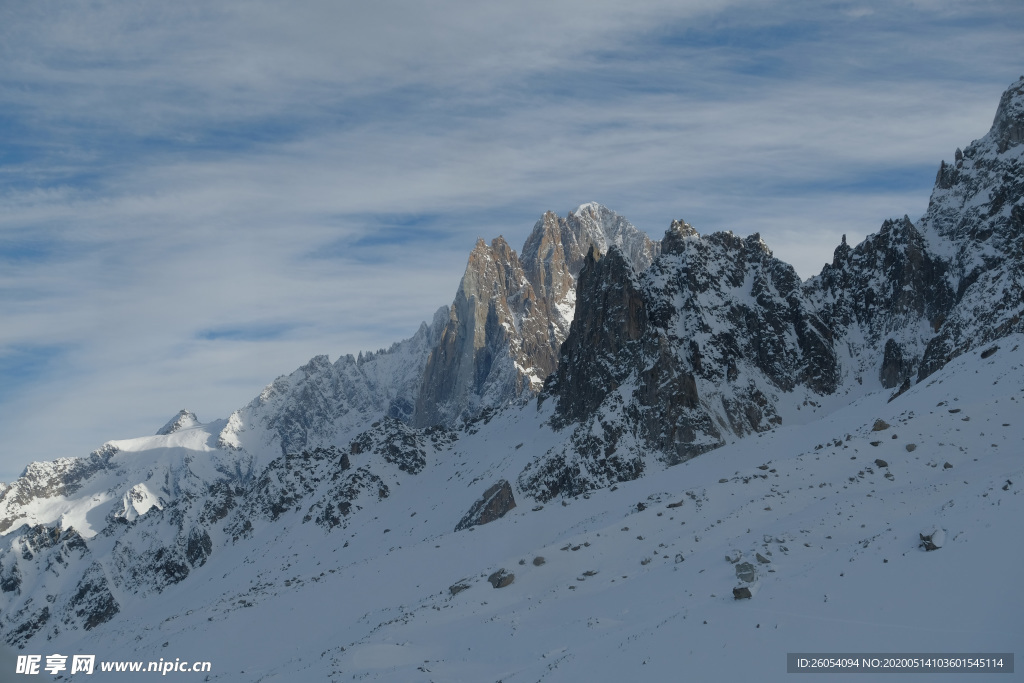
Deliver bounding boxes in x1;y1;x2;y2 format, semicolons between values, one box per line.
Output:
6;336;1017;682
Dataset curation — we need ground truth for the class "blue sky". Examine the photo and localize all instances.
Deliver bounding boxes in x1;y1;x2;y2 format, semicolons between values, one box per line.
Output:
1;0;1022;481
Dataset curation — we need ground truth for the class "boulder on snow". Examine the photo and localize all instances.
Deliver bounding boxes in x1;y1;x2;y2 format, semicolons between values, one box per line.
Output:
733;586;752;600
874;458;889;468
455;479;517;531
871;419;891;432
755;552;771;564
735;562;757;583
449;582;471;596
488;569;514;588
919;527;945;551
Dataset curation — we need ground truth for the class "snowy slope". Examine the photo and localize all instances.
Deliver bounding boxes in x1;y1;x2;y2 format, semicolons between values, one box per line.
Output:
7;336;1019;682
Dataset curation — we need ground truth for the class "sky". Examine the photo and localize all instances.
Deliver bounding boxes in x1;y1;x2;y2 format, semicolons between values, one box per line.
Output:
1;0;1022;482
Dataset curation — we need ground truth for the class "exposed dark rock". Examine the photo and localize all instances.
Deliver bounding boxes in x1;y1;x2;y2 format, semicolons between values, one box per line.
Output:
449;582;471;596
733;586;752;600
227;437;437;534
516;438;645;503
0;563;20;594
919;528;945;551
735;562;757;583
888;377;912;402
68;563;120;630
871;419;891;432
487;569;514;588
551;246;650;426
455;480;517;531
5;606;49;648
200;481;238;525
185;528;213;567
349;418;440;475
874;459;889;468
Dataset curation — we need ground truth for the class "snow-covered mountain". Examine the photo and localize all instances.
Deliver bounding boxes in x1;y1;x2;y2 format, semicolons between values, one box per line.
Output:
1;77;1022;681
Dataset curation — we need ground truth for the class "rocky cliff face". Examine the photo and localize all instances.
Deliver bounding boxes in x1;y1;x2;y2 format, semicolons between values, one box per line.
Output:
414;236;545;427
914;76;1024;379
809;215;953;389
520;76;1024;499
414;203;659;427
522;222;838;500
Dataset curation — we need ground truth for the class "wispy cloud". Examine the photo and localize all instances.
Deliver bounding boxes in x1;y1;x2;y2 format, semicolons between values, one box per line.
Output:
1;0;1022;479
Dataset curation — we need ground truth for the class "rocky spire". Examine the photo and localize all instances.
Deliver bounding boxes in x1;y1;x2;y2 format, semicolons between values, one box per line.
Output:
414;204;660;427
414;236;540;427
550;245;649;426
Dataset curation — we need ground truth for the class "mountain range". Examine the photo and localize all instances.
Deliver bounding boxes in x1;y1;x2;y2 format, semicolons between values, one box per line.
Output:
1;77;1022;681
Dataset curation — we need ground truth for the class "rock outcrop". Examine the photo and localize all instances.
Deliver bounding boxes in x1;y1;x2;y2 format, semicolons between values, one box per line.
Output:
519;77;1024;499
487;568;515;588
913;77;1024;380
455;479;517;531
522;222;838;500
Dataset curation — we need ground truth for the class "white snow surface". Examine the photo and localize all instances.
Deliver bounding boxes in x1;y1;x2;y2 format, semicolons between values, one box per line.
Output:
2;336;1020;681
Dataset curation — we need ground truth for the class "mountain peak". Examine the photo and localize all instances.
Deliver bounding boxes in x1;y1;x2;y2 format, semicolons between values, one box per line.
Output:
155;409;199;436
991;75;1024;152
570;201;610;218
662;219;699;256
